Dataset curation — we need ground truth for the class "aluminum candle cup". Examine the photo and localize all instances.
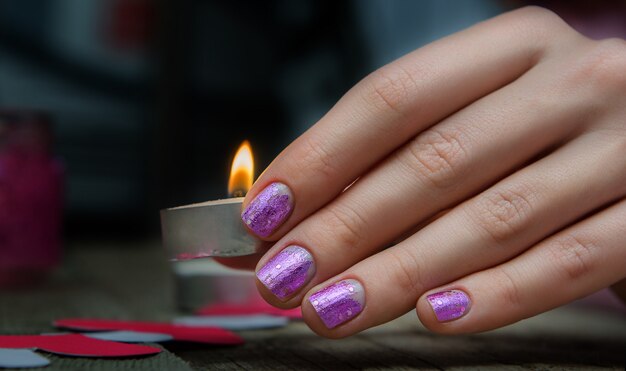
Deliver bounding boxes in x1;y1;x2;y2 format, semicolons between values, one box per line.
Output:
172;258;260;310
160;197;262;260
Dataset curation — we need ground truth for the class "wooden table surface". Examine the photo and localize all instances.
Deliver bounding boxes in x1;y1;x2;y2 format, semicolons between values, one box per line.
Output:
1;242;625;370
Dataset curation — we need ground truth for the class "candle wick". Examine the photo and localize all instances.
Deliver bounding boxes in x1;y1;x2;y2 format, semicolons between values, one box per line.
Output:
230;189;246;198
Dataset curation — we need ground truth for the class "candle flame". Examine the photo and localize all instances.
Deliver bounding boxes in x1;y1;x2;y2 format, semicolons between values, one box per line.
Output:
228;140;254;197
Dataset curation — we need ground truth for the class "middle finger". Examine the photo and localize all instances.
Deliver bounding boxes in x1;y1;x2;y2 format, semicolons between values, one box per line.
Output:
254;49;592;306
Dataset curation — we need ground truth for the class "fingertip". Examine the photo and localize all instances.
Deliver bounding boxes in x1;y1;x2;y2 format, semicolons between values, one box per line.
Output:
253;245;316;309
241;181;295;240
242;224;279;242
253;277;304;310
416;288;474;335
299;279;367;339
300;293;352;339
415;295;446;334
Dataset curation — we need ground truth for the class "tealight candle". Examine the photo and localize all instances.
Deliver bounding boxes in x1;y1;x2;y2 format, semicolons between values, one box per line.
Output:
160;141;262;260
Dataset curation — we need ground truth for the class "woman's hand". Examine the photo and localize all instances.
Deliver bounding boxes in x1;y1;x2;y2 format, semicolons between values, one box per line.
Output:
231;6;626;337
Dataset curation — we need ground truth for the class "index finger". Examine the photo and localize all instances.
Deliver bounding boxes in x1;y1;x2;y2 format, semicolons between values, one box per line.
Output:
241;6;573;240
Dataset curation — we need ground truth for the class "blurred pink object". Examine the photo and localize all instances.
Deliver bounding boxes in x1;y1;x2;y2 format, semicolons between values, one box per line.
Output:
0;110;64;287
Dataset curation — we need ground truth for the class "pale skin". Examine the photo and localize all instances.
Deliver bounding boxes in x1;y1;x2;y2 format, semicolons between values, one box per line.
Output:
220;6;626;338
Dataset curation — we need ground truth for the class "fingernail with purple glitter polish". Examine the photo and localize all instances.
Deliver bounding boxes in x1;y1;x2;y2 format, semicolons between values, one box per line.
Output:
241;182;294;238
427;290;471;322
309;279;364;329
257;246;315;300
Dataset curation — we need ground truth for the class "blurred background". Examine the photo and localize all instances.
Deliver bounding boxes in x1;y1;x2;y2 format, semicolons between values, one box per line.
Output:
0;0;624;270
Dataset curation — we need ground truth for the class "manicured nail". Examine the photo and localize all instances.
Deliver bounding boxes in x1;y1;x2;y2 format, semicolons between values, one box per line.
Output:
309;279;364;329
241;182;294;237
427;290;471;322
257;246;315;300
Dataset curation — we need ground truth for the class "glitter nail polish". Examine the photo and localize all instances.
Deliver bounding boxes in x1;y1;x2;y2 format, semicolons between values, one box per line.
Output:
257;246;315;300
241;182;293;238
427;290;471;322
309;279;364;329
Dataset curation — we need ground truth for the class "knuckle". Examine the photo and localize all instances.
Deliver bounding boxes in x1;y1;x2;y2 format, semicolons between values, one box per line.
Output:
504;6;575;56
293;135;339;181
546;234;598;280
362;64;416;115
517;6;563;23
387;249;424;295
492;267;524;309
593;38;626;90
318;204;367;249
514;6;570;34
467;184;536;244
515;7;570;33
399;127;471;190
567;38;626;96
